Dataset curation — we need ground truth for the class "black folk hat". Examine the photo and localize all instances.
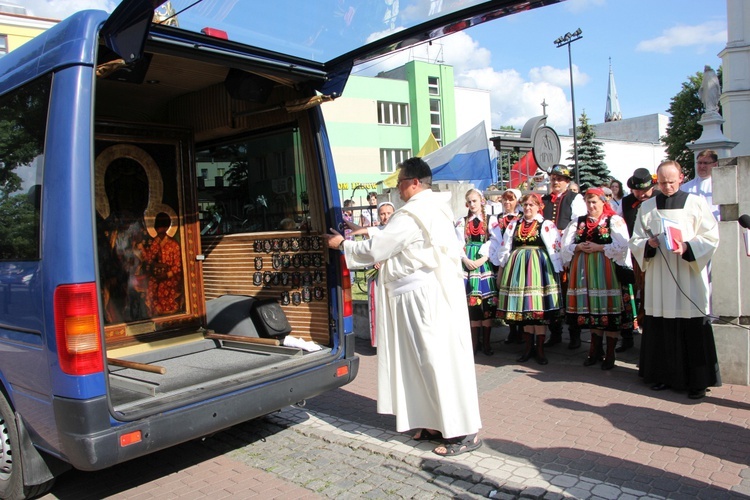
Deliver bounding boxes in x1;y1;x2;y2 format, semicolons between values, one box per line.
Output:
627;168;656;190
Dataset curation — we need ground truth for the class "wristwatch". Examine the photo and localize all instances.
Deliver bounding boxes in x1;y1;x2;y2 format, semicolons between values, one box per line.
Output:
338;240;345;251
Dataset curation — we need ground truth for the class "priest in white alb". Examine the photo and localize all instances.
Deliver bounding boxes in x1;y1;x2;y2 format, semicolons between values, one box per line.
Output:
325;157;482;456
629;160;720;400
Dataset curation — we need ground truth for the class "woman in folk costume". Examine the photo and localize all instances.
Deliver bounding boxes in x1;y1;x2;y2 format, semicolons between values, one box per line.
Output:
455;188;500;355
489;188;523;344
495;193;563;365
561;188;633;370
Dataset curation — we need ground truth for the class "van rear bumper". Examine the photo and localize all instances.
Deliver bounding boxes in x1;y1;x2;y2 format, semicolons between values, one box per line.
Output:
52;356;358;471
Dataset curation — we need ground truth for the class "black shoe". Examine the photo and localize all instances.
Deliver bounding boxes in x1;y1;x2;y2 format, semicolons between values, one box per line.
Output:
536;355;548;365
651;383;670;391
545;335;562;347
583;356;601;367
482;347;494;356
688;389;707;400
615;339;634;353
601;358;615;370
567;338;581;349
517;353;532;362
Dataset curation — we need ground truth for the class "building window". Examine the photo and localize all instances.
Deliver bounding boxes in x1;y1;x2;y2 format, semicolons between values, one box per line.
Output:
380;148;412;173
428;76;439;96
377;101;409;125
430;98;442;146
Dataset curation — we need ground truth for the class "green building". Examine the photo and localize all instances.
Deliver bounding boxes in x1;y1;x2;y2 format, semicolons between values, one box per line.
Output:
322;60;463;199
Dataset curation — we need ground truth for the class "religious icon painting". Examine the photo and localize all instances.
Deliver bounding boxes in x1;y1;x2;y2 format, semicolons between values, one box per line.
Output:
311;237;321;251
292;292;302;306
272;253;281;270
291;238;300;251
301;237;311;251
301;253;311;267
282;254;291;268
313;287;324;301
272;272;280;286
253;272;262;286
280;239;290;252
263;239;272;253
263;271;273;285
281;272;290;286
313;270;324;284
313;254;323;268
292;272;301;287
254;256;263;270
302;272;312;286
271;238;281;252
302;286;312;303
254;240;262;253
292;254;302;268
281;291;290;305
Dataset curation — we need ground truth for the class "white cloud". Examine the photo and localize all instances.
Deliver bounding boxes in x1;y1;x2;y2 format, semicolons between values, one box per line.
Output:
636;20;726;54
24;0;116;19
355;31;585;133
529;65;589;88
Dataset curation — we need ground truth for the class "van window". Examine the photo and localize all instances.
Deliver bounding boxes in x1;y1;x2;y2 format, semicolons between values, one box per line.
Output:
0;74;48;260
196;128;308;235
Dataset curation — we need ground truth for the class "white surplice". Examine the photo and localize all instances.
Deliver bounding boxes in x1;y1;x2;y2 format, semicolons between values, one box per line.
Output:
343;190;482;439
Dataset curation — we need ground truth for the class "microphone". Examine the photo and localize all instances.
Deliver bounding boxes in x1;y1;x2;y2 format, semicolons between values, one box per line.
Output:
739;214;750;229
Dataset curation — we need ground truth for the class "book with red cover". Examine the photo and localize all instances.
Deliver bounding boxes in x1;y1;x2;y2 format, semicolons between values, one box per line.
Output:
661;217;682;251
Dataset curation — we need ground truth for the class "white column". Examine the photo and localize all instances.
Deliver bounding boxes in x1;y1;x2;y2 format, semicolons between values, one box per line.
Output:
719;0;750;156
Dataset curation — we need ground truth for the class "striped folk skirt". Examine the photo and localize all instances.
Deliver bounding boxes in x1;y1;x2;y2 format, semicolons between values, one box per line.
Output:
497;246;562;325
463;241;498;320
566;251;632;331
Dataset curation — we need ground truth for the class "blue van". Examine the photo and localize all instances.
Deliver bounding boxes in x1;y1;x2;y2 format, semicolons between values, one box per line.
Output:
0;0;559;497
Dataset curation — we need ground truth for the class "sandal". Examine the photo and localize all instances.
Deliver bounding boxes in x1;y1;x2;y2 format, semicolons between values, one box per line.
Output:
412;429;443;441
433;434;482;456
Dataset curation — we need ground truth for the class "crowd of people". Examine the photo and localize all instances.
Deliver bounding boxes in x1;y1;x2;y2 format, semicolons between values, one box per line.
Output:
325;150;721;458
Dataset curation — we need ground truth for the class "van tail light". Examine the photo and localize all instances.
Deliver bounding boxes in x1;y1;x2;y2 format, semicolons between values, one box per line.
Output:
340;254;352;317
54;283;103;375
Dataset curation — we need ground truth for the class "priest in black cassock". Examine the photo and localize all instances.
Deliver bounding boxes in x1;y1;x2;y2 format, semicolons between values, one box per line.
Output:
629;161;720;400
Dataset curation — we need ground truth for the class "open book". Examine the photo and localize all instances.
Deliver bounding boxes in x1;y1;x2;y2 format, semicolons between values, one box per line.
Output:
661;217;682;251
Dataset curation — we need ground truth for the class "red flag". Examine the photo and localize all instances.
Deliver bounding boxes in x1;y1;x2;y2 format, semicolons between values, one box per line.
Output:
509;151;539;189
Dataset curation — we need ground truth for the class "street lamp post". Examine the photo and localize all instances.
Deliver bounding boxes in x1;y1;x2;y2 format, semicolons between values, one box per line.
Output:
554;28;583;186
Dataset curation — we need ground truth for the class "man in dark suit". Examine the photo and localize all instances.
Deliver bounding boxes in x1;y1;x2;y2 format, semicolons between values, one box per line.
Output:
618;168;658;352
542;165;586;349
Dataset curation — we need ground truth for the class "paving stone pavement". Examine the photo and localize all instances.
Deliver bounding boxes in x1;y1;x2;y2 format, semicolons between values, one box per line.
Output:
42;327;750;499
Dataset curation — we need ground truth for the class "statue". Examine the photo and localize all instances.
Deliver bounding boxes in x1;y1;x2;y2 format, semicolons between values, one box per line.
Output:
699;65;721;114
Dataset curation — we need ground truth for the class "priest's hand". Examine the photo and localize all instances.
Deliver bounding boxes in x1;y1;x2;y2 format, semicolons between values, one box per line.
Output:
670;238;685;255
647;235;660;248
326;229;345;251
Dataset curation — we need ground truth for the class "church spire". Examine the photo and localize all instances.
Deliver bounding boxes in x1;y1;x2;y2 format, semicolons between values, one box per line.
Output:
604;58;622;122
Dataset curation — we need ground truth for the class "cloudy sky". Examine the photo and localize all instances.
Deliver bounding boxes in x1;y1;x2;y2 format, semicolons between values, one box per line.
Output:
23;0;728;134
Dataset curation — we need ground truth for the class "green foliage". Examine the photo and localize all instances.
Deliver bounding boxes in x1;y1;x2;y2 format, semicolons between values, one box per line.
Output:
567;111;610;190
0;192;39;259
661;68;722;180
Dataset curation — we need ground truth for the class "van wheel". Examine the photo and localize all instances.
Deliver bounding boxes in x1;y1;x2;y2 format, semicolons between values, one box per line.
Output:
0;394;53;500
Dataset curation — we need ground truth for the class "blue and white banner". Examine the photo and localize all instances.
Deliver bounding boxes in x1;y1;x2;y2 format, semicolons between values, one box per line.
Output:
423;121;496;190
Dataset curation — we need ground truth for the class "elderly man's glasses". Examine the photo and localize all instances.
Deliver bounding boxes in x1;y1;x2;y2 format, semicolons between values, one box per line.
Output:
397;177;416;185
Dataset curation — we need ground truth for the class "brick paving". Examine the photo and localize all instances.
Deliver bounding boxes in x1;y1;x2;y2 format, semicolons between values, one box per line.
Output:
302;328;750;498
41;327;750;499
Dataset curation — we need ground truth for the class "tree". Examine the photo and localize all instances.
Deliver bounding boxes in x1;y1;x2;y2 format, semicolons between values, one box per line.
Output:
567;111;610;190
661;68;722;180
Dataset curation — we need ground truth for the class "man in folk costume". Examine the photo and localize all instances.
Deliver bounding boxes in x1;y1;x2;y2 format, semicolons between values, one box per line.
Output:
629;160;720;400
542;164;586;349
325;157;482;456
618;168;658;352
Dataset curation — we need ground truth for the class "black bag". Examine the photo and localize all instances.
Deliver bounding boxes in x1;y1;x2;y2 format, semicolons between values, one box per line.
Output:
250;299;292;338
615;264;635;285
